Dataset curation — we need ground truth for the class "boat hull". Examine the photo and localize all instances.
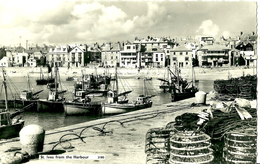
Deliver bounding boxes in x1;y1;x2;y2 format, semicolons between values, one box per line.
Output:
37;99;64;112
102;102;152;115
64;102;101;116
0;120;24;139
36;78;55;85
171;90;198;102
0;100;24;109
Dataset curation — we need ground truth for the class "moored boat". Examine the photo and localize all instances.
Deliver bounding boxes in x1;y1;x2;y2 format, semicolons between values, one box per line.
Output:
0;67;24;139
36;66;54;85
171;65;199;102
37;66;66;112
102;76;154;115
63;90;102;116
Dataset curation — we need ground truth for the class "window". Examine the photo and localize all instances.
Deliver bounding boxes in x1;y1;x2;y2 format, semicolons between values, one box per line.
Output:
111;56;113;59
156;54;158;57
180;52;183;55
127;46;131;49
133;46;135;49
173;57;176;61
167;50;169;53
173;52;176;55
186;52;188;55
185;57;189;61
161;58;163;61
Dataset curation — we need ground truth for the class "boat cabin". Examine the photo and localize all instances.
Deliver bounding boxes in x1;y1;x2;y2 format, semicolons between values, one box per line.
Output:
74;90;91;103
75;90;86;99
20;90;33;100
107;90;118;103
48;91;59;101
136;95;149;104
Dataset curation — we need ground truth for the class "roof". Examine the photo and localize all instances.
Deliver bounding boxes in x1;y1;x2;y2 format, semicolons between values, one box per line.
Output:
145;47;164;53
170;45;192;52
199;44;230;51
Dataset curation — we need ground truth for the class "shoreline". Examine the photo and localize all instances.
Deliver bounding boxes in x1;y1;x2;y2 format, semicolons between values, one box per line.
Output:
1;66;255;81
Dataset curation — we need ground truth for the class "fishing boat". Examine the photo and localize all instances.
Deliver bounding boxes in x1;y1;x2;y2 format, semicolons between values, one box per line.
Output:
36;66;55;85
63;90;102;116
37;66;67;112
0;67;24;139
171;65;199;102
64;72;102;116
107;67;132;104
75;71;108;96
158;66;176;92
102;77;154;115
18;74;43;109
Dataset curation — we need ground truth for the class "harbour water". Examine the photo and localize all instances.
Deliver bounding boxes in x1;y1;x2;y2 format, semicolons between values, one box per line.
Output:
0;74;214;130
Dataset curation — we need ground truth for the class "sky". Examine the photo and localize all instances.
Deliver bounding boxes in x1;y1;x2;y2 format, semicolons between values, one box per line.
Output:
0;0;257;47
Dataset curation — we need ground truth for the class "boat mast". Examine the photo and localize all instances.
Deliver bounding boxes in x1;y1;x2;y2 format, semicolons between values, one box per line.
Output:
192;65;194;87
1;67;11;125
40;67;42;80
2;67;8;112
115;67;118;96
143;78;146;96
54;66;58;100
27;73;31;92
81;70;84;91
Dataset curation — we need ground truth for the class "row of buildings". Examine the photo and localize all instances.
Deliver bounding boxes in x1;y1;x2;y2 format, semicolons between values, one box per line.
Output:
0;32;257;69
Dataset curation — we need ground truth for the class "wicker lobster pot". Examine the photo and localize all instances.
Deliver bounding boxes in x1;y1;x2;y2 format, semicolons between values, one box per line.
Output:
214;80;228;94
169;131;214;164
223;128;257;164
145;128;178;164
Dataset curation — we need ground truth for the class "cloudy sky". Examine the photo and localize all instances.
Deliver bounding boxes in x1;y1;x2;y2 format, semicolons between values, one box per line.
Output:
0;0;257;47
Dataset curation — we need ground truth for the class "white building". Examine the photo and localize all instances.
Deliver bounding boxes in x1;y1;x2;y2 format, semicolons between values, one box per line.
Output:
0;57;11;67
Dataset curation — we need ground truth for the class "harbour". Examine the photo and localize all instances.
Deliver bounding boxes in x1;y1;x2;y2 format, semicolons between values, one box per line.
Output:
0;66;257;164
0;67;217;130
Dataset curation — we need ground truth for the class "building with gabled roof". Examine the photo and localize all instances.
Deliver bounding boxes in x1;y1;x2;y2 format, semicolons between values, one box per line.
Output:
170;45;193;68
87;43;102;64
197;44;231;67
120;42;139;68
47;45;70;67
68;44;87;67
101;42;122;67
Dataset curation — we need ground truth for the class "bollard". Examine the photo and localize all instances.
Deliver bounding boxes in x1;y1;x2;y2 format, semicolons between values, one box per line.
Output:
19;124;45;156
195;91;207;104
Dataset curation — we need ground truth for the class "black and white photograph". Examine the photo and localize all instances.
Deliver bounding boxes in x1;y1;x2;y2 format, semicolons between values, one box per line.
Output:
0;0;258;163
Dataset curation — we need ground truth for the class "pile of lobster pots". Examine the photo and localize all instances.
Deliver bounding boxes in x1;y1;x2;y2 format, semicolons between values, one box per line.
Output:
213;74;257;100
169;131;214;164
223;128;257;163
145;128;176;164
145;127;214;164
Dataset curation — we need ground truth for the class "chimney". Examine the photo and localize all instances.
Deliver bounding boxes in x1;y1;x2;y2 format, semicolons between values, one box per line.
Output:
26;40;28;50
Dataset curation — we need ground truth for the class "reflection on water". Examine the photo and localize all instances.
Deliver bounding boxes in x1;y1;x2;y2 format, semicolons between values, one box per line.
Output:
0;75;214;130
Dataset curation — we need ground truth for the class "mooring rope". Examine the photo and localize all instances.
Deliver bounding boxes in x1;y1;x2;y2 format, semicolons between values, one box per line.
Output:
50;104;192;150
